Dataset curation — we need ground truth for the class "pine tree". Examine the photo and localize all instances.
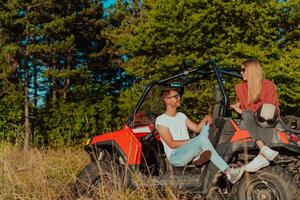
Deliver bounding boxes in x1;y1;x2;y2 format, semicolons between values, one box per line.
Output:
0;0;40;149
0;0;128;146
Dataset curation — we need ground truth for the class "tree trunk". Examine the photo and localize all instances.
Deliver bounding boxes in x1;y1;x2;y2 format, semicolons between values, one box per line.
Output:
52;79;57;100
24;63;32;150
63;77;70;100
63;52;72;100
33;61;38;107
32;59;38;144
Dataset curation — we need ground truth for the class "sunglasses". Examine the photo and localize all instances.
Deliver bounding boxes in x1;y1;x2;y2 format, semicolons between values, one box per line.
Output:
240;68;246;73
168;93;180;99
257;116;276;124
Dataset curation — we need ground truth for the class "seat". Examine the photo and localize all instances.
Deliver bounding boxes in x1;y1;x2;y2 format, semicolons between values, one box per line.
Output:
164;157;204;176
212;84;224;120
276;118;300;134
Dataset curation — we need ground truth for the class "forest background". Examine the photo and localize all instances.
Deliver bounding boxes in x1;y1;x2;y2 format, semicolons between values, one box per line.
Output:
0;0;299;149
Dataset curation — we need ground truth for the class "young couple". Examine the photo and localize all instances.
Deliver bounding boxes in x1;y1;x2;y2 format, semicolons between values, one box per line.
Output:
156;58;280;184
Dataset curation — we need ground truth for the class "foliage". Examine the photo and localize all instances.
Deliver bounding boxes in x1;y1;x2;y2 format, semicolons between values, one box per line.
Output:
0;0;299;146
0;0;127;146
34;96;117;147
0;86;24;144
114;0;300;118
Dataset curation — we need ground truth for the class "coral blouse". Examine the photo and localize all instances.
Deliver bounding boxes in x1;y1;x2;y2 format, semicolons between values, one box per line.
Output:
235;79;280;112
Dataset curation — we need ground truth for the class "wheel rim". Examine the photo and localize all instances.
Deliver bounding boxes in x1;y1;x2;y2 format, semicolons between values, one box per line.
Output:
245;179;281;200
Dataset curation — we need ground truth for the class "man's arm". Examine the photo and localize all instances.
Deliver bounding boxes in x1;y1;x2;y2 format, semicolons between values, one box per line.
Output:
156;125;190;149
186;115;212;133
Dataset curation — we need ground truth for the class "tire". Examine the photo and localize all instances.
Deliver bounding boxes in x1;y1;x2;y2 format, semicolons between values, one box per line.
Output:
72;162;102;198
282;115;300;130
72;150;127;198
231;166;297;200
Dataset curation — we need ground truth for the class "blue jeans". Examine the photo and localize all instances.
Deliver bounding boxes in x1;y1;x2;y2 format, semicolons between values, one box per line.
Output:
168;125;228;172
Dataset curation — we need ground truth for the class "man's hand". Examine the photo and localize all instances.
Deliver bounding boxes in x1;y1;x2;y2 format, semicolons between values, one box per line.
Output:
187;114;212;133
230;102;242;114
202;115;213;125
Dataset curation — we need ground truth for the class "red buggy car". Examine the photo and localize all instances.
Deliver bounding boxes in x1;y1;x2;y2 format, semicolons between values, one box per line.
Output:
73;61;300;200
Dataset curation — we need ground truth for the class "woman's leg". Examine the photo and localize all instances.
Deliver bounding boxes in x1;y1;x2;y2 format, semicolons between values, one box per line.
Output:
240;110;278;172
240;110;261;144
240;110;272;148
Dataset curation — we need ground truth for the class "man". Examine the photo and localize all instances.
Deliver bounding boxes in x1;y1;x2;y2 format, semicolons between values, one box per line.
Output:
155;88;244;184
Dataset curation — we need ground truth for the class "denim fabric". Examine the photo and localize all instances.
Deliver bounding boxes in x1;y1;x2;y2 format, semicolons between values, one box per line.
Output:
168;124;228;172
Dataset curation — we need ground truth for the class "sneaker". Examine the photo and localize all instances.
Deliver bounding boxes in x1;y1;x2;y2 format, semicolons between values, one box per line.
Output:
226;166;245;184
192;149;211;166
245;154;270;172
261;146;279;161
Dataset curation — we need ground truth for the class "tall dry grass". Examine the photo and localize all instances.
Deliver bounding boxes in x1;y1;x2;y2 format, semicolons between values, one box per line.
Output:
0;143;184;200
1;143;299;200
0;143;89;199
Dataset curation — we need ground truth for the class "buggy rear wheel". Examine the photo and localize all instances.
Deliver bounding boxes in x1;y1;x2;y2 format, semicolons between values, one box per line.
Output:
231;166;297;200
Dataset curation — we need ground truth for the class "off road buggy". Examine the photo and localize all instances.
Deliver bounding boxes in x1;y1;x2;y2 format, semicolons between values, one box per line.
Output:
73;61;300;199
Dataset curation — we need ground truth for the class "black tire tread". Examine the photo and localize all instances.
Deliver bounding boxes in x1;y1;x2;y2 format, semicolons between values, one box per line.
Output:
231;165;297;200
72;161;104;198
72;152;113;198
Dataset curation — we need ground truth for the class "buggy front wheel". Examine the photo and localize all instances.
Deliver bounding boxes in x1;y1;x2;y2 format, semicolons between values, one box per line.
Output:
72;150;127;198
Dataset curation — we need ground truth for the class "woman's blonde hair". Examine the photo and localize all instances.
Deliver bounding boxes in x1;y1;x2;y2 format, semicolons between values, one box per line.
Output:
242;59;264;104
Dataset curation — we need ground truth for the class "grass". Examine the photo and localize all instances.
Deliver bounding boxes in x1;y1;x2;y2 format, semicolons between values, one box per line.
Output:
1;143;299;200
0;143;89;200
0;143;182;200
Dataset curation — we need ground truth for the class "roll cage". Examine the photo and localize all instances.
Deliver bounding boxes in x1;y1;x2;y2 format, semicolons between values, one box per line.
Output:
126;61;242;127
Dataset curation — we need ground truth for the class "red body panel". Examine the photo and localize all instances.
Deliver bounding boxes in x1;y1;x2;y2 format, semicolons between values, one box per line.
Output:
278;131;289;144
230;120;252;143
91;125;142;165
131;124;162;141
230;120;291;145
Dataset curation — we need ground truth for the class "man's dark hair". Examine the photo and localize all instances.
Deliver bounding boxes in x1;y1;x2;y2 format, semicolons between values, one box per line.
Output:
161;88;180;100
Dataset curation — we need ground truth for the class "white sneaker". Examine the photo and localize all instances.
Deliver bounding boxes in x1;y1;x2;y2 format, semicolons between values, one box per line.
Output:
245;154;270;172
261;146;279;161
226;166;245;184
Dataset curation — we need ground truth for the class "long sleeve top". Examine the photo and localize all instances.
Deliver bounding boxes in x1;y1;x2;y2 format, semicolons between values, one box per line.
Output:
235;79;280;112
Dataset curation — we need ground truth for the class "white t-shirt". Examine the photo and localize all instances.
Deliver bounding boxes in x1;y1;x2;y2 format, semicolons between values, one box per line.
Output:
155;112;190;158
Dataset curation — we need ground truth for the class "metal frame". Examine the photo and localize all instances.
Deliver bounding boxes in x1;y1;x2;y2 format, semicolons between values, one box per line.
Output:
126;60;242;126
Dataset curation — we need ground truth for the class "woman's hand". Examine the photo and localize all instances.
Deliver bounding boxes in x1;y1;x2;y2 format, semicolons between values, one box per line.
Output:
230;102;242;114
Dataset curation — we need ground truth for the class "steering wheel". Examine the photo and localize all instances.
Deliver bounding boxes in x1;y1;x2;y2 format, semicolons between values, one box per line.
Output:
140;112;158;142
145;111;158;125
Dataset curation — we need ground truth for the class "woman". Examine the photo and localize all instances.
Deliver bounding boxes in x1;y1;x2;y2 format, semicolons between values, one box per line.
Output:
231;58;280;172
